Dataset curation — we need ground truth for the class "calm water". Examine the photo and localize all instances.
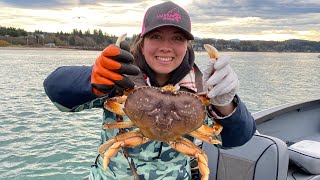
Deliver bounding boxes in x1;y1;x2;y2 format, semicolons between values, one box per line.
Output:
0;48;319;179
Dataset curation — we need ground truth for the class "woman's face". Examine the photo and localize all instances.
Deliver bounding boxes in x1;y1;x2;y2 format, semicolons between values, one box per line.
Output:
141;26;188;77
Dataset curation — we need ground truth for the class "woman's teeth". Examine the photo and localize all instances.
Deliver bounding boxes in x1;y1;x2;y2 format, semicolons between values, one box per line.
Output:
156;56;173;62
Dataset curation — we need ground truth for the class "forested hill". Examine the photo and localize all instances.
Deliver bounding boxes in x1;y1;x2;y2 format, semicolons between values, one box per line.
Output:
1;26;320;52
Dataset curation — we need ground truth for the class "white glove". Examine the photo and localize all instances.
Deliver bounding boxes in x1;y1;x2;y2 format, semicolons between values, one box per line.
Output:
203;55;239;106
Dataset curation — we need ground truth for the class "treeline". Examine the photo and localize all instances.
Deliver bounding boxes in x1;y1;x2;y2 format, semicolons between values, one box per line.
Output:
194;38;320;52
0;26;118;50
0;26;27;37
1;26;320;52
54;29;117;49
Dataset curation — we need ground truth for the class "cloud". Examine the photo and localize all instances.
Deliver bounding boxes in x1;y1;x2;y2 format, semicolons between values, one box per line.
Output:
0;0;319;41
184;0;320;40
188;0;320;18
0;0;152;9
0;0;74;9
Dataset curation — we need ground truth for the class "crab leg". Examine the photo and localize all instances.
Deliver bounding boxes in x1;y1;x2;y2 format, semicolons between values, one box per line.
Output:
104;95;127;116
189;131;221;145
102;121;135;130
196;93;211;106
98;130;143;155
169;137;210;180
176;137;209;162
98;130;150;172
196;124;223;136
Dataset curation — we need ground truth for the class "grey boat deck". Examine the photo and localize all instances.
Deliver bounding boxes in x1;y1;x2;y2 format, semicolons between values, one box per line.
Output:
253;98;320;144
203;98;320;180
254;98;320;180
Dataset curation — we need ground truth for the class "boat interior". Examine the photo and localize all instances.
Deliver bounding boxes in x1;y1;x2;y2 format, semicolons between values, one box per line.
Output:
203;98;320;180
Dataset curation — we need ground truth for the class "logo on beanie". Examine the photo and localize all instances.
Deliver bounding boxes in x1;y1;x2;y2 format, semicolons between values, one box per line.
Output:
157;7;181;22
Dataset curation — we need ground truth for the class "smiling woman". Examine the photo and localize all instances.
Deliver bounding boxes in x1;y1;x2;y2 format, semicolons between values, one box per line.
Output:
141;26;188;84
43;1;256;180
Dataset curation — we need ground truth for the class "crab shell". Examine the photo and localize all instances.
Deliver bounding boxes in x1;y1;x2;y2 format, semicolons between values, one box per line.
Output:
122;86;206;142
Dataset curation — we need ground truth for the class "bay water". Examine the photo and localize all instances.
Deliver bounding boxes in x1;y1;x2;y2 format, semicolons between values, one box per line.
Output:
0;48;319;179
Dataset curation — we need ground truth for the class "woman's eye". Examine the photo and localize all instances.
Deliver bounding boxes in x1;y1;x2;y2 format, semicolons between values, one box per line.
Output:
173;36;186;41
150;34;161;39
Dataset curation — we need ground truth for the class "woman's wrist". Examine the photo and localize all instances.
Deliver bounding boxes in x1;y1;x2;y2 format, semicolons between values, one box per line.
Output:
214;102;236;116
207;96;238;118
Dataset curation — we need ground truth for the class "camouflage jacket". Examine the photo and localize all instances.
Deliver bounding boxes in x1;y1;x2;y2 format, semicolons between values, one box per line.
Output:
43;65;256;180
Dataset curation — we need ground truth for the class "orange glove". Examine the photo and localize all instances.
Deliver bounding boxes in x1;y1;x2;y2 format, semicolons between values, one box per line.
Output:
91;41;140;96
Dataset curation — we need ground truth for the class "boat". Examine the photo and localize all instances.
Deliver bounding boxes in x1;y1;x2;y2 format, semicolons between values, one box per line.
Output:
203;98;320;180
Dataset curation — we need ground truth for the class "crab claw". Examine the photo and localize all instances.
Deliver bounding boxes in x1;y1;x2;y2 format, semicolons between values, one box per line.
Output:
104;96;127;116
203;44;220;62
115;33;127;46
169;137;210;180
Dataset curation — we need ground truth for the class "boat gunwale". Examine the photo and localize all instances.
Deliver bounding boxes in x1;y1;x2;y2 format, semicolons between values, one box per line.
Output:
252;98;320;125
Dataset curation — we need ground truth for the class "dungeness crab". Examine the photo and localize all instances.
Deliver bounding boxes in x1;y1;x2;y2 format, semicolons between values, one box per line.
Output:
99;34;222;180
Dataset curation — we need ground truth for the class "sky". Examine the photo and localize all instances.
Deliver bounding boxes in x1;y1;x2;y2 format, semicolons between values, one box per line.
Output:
0;0;319;41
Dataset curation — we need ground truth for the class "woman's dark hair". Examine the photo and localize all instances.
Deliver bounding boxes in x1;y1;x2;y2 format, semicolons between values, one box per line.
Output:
130;34;145;70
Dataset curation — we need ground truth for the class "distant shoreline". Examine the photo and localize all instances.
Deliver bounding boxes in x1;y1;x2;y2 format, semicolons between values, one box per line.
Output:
0;46;81;51
0;45;107;51
1;45;320;54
